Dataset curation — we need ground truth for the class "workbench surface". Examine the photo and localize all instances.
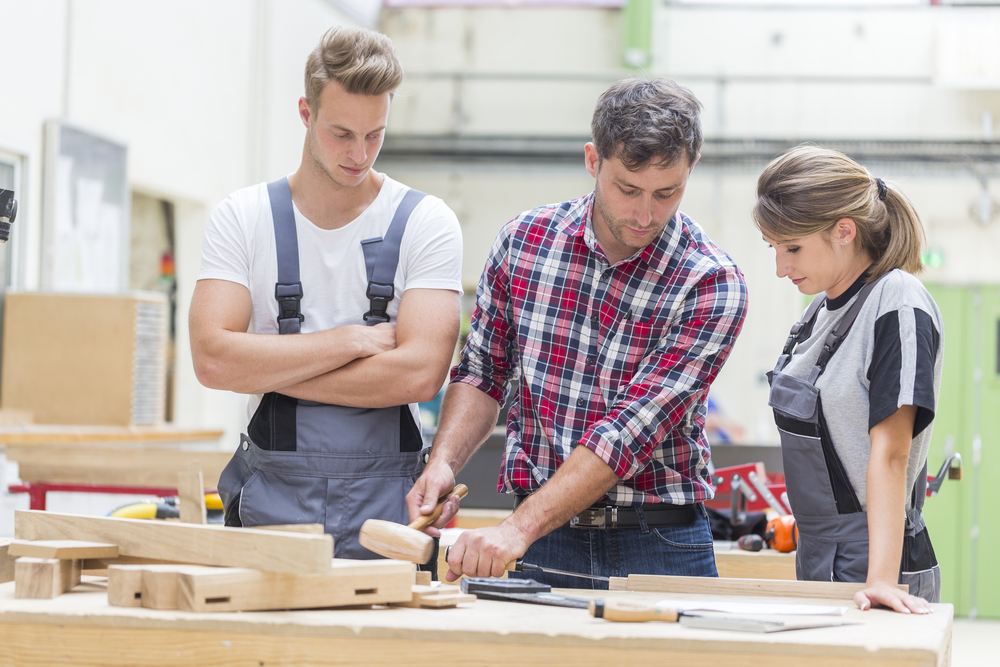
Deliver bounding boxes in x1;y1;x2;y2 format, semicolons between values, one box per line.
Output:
0;577;951;667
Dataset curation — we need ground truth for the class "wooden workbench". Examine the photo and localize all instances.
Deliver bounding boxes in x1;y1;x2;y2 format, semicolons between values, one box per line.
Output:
0;577;952;666
0;425;228;488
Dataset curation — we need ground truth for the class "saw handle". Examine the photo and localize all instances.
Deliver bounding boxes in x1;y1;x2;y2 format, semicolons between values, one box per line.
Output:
408;484;468;531
589;599;680;623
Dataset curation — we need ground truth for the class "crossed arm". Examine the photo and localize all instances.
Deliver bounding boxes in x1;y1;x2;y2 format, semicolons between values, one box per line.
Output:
189;278;461;407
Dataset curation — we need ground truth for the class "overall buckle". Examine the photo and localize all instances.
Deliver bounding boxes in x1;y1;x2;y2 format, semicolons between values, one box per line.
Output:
364;282;394;323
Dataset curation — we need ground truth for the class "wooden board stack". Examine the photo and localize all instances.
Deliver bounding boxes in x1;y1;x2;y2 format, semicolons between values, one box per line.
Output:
9;510;476;612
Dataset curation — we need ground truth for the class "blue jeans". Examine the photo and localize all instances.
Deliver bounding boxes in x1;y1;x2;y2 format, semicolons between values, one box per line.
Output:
509;503;717;590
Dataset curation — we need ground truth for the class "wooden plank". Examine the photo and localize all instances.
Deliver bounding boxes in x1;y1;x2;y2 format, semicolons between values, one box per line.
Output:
83;556;187;572
248;524;326;535
8;540;120;560
14;557;80;599
7;445;231;488
714;548;797;580
608;576;627;591
453;509;511;529
0;424;222;445
0;408;33;426
14;510;333;575
392;585;476;609
626;574;907;599
177;469;207;524
0;540;15;584
177;559;415;613
414;570;432;586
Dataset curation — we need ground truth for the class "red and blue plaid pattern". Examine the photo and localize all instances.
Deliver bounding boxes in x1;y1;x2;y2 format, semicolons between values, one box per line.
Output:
452;193;748;506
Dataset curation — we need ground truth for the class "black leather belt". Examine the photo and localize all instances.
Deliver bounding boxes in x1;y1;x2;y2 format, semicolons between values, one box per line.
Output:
513;495;698;529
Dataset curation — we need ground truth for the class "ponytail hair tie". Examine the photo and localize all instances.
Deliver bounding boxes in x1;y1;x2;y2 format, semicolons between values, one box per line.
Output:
875;178;887;201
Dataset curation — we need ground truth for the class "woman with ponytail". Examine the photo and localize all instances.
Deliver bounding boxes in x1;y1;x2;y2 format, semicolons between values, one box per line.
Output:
754;145;942;614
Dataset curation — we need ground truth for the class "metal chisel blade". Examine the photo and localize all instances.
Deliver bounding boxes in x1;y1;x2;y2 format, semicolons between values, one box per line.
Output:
517;562;611;582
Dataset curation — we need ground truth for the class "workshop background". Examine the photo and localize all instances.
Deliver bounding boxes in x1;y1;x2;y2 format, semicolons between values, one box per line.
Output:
0;0;998;619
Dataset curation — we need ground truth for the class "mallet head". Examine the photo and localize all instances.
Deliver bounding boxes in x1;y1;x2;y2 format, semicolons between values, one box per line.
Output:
359;519;435;563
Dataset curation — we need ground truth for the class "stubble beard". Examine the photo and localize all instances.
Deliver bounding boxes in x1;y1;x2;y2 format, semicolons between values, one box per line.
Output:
594;190;660;253
307;127;367;189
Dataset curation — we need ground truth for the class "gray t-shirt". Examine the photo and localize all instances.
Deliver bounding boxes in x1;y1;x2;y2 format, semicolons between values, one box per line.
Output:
780;269;943;510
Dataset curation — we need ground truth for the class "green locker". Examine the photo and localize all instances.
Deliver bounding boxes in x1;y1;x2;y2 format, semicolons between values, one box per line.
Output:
923;284;1000;619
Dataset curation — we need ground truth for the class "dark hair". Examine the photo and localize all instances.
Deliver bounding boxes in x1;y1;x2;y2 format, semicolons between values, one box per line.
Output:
753;144;925;280
305;27;403;108
591;77;703;170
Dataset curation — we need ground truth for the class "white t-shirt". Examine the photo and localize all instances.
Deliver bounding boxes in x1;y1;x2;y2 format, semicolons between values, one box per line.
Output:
197;173;464;421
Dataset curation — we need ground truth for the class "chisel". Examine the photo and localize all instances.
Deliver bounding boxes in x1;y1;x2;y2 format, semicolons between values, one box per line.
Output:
444;546;610;583
589;599;847;633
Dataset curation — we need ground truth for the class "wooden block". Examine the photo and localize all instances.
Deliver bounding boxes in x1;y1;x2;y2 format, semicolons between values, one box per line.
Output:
8;540;120;560
414;570;432;586
608;576;628;591
0;540;15;584
177;468;207;524
14;510;333;575
141;565;220;610
247;524;326;535
107;564;221;608
625;574;907;600
714;548;797;580
106;565;147;607
14;557;81;599
177;559;415;613
392;584;476;609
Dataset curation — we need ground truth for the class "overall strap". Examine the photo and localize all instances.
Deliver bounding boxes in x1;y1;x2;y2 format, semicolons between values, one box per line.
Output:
360;189;428;325
267;178;304;334
806;278;882;384
773;295;827;374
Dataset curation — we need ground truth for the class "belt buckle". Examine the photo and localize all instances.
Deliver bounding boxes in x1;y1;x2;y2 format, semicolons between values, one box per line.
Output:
569;506;616;529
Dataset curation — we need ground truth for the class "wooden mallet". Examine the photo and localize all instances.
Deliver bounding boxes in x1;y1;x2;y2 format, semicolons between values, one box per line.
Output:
358;484;468;563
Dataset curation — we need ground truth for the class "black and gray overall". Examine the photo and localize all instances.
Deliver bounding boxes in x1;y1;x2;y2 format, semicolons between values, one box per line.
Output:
217;178;429;560
768;278;940;601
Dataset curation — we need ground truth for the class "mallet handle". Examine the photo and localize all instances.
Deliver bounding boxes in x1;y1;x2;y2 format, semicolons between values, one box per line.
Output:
408;484;468;531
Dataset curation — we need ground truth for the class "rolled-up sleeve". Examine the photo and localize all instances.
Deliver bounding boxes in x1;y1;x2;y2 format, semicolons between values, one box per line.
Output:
451;223;519;405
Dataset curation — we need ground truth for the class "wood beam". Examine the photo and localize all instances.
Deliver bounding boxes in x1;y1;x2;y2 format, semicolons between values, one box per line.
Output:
15;510;333;575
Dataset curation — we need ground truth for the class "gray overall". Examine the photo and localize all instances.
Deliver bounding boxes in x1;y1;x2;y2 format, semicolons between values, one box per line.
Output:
217;178;429;560
767;280;940;602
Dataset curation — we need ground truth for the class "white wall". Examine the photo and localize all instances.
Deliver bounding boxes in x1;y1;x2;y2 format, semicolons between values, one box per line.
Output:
379;3;1000;444
0;0;359;460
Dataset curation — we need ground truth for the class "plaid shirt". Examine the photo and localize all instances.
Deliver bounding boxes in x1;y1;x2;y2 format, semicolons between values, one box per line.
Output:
452;193;748;506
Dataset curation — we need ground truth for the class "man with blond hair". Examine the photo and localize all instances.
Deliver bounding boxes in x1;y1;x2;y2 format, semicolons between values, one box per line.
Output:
190;27;462;563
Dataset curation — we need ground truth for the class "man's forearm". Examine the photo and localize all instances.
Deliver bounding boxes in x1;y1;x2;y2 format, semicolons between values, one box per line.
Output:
193;324;377;394
281;345;449;407
426;382;501;475
280;289;461;407
506;445;620;544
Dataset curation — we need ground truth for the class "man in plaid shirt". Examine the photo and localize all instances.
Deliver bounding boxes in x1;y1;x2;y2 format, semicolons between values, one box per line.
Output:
407;78;748;587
